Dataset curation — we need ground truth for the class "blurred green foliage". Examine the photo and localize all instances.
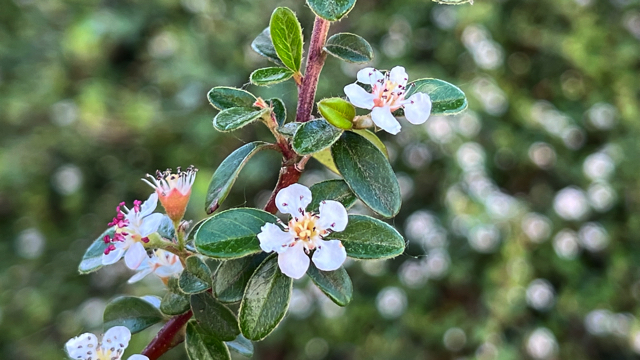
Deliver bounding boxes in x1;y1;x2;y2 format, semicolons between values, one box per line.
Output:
2;0;640;359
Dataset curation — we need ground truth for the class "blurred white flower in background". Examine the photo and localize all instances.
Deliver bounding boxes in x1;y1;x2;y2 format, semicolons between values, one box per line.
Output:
526;328;558;360
376;286;407;319
553;186;590;221
526;279;555;311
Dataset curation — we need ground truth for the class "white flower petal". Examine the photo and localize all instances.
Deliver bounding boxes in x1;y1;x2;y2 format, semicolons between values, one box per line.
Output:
139;213;163;237
258;223;294;253
371;106;402;135
140;192;158;217
101;326;132;355
317;200;349;232
275;183;312;219
389;66;409;87
124;242;148;270
65;332;98;360
128;355;150;360
403;92;432;125
312;239;347;271
102;247;125;266
128;266;154;284
141;295;162;309
356;67;384;84
277;242;310;279
154;261;183;278
344;83;375;110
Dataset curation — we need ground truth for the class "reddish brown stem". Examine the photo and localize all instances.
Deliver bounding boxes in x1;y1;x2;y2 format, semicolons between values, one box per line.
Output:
264;163;303;214
295;16;331;123
141;310;192;360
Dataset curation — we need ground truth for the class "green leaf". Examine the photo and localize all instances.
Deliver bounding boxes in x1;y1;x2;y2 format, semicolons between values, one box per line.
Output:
324;33;373;63
312;129;387;175
205;142;273;214
317;98;355;130
278;122;301;136
353;129;388;157
103;296;164;334
208;87;256;111
157;215;176;240
292;118;344;155
195;208;279;259
213;107;269;132
405;78;467;115
239;254;292;341
269;7;303;72
267;97;287;126
250;67;294;86
326;215;405;259
312;148;340;174
179;256;212;294
78;227;113;274
191;292;240;341
306;0;357;21
213;253;269;303
160;277;191;316
307;263;353;306
186;321;231;360
307;179;357;213
225;335;254;357
331;131;401;217
251;27;284;66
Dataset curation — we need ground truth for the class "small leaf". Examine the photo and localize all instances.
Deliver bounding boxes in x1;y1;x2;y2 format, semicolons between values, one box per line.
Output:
160;277;191;316
324;33;373;63
213;107;269;132
292;118;344;155
278;122;301;136
157;215;176;240
331;131;401;217
225;334;254;357
317;98;355;130
214;253;269;303
306;0;357;21
405;78;467;115
179;256;212;294
239;254;292;341
103;297;164;334
78;227;113;274
307;263;353;306
205;142;273;214
326;215;405;259
251;27;284;66
250;67;294;86
195;208;279;259
307;179;357;213
186;321;231;360
270;7;304;72
208;87;257;111
267;98;287;126
191;292;240;341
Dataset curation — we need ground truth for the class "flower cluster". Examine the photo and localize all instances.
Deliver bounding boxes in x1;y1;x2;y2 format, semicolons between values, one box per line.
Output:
65;326;147;360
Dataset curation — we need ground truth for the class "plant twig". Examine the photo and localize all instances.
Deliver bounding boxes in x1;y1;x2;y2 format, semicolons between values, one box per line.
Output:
141;311;193;360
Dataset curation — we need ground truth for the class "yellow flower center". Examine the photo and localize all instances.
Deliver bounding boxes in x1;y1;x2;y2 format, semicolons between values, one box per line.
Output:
289;213;320;244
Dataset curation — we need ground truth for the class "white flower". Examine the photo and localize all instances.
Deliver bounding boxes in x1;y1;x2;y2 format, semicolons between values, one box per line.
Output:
65;326;148;360
102;193;164;270
257;184;349;279
128;249;184;284
344;66;432;134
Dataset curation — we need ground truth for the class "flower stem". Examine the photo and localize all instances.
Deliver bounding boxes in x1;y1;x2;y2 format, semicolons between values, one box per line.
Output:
141;310;192;360
295;16;331;123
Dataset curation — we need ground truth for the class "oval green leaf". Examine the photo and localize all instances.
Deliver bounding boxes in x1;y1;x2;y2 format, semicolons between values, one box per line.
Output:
186;321;232;360
306;0;357;21
205;142;273;214
239;254;292;341
191;292;240;341
317;97;355;130
213;107;269;132
278;122;301;137
160;277;191;316
307;263;353;306
250;67;294;86
103;296;164;334
324;33;373;63
292;118;344;155
331;131;401;218
405;78;467;115
326;215;405;259
269;7;303;72
251;27;284;66
267;97;287;126
195;208;279;259
312;129;387;175
208;87;257;111
307;179;357;213
78;227;113;274
214;253;269;303
225;335;254;357
179;256;213;294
